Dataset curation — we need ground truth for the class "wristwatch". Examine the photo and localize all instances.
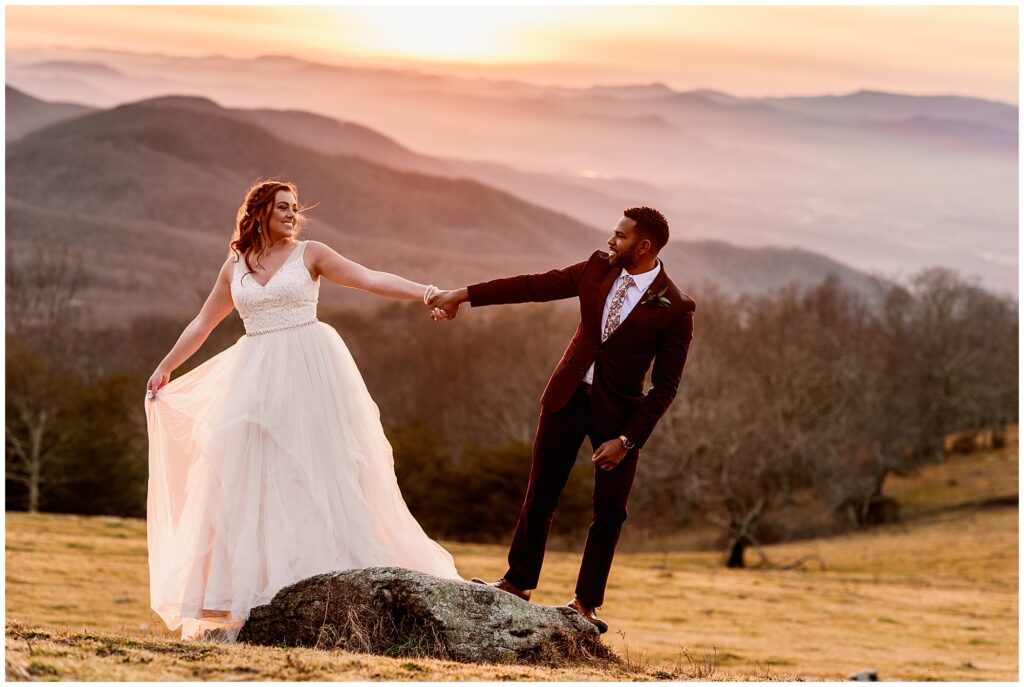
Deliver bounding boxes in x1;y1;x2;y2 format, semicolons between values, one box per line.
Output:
618;435;635;451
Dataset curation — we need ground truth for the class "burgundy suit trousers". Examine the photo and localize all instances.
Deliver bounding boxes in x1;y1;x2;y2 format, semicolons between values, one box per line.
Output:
504;383;639;608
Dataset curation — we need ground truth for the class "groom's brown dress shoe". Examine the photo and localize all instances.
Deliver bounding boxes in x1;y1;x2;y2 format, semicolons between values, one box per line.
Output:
470;577;531;602
566;598;609;634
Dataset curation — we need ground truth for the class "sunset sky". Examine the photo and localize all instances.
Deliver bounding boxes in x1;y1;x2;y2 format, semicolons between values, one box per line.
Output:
5;3;1019;103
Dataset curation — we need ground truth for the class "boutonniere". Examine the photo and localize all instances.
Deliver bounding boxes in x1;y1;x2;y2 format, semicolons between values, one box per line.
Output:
640;286;671;308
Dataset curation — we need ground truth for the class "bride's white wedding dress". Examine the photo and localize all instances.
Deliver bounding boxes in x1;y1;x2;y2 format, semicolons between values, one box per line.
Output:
145;240;460;642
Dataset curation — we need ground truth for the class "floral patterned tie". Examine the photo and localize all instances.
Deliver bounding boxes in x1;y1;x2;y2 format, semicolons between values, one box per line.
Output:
603;274;636;341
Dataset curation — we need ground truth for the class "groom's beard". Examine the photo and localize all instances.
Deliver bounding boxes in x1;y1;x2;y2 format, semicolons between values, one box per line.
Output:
608;246;640;269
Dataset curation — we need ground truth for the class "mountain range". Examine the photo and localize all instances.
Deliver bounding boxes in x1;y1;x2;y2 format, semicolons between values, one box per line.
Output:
6;47;1017;296
7;87;886;325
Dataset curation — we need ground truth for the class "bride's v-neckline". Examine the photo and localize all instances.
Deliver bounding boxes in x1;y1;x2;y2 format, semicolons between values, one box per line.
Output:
250;241;302;289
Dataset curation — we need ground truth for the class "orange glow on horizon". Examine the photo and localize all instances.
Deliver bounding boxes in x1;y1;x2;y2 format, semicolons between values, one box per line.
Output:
5;5;1018;103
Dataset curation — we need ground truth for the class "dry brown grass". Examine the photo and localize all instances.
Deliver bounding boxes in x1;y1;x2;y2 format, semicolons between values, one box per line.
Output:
886;425;1019;517
6;434;1018;680
6;621;746;682
3;514;795;681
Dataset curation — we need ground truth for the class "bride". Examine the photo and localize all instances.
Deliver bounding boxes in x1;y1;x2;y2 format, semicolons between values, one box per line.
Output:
145;180;459;642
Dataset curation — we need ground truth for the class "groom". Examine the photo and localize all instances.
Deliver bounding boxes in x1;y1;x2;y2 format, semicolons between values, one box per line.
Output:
433;207;695;633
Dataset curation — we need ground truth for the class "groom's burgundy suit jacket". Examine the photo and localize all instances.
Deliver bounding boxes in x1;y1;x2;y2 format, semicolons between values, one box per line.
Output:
467;250;695;449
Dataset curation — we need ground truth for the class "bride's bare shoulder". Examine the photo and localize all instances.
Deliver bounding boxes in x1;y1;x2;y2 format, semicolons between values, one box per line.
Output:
216;253;240;281
303;240;343;260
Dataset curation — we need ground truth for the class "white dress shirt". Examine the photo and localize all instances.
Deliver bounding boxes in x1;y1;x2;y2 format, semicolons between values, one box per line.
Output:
584;260;662;385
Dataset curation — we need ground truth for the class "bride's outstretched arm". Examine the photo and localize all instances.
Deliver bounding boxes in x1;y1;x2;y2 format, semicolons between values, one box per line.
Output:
306;240;434;301
146;257;235;398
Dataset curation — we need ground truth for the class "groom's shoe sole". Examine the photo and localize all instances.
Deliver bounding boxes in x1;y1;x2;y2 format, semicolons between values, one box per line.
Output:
470;577;531;602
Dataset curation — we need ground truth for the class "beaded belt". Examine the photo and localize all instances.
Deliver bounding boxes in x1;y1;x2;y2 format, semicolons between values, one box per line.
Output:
245;318;319;337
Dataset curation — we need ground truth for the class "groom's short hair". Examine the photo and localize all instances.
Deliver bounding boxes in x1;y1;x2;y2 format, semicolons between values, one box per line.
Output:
624;206;669;250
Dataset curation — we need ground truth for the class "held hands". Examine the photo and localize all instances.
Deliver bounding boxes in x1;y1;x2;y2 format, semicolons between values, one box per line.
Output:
592;438;628;471
427;287;468;321
423;284;449;321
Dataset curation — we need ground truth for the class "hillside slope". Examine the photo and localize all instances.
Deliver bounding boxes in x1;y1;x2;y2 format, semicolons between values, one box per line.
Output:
5;462;1016;681
5;85;95;142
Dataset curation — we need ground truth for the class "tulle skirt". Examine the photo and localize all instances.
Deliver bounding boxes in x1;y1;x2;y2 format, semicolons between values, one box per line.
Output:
145;321;460;641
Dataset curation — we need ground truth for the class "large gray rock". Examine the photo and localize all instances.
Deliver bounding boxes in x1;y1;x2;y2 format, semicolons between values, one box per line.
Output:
237;567;615;665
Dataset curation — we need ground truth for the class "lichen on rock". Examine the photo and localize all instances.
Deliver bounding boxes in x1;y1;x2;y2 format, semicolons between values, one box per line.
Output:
237;567;615;665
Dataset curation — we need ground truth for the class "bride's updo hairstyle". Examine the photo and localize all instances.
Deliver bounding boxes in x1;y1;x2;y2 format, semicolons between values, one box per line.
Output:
229;179;311;279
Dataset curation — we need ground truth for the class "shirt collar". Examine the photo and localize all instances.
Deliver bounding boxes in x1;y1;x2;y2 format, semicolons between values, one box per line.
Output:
619;259;661;292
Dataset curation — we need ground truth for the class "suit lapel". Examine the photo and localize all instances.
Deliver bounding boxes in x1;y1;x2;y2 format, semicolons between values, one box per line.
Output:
604;264;669;343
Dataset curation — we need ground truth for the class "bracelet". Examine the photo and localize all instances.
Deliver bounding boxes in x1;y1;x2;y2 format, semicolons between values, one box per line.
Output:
423;284;438;305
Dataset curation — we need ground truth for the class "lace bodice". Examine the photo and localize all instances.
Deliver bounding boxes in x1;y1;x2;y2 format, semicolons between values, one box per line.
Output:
230;241;319;335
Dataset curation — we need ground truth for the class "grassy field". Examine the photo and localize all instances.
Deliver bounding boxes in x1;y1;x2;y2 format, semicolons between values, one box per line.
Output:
6;432;1018;681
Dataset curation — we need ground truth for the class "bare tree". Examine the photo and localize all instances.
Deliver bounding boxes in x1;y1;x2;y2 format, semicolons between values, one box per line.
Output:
5;242;87;512
827;269;1019;526
641;270;1019;566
